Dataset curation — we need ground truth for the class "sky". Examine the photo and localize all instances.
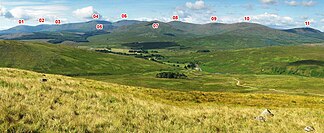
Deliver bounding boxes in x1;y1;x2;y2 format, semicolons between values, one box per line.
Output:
0;0;324;31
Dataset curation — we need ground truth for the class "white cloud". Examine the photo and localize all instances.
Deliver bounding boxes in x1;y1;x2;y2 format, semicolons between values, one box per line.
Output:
134;17;170;22
0;6;7;16
252;13;296;28
216;13;302;29
133;17;153;21
185;0;206;10
9;7;31;20
285;0;299;6
300;16;309;20
307;19;316;23
301;0;316;7
242;4;254;10
174;8;213;24
0;5;69;25
284;0;316;7
260;0;277;5
217;16;241;23
316;13;324;17
321;19;324;22
0;6;13;18
173;0;214;24
73;6;100;20
1;1;45;6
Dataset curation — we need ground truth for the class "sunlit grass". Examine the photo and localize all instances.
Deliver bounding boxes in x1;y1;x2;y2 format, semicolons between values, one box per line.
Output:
0;68;323;132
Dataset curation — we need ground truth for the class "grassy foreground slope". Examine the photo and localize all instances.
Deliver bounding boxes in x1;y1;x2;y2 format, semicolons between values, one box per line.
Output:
0;40;170;75
0;68;323;132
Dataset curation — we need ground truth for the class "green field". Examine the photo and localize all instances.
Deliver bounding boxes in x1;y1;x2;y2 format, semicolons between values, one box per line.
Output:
73;43;324;95
82;71;324;96
1;40;323;94
158;45;324;77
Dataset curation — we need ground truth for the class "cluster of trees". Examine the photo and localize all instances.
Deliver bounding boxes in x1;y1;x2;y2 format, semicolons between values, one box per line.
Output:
11;32;85;44
156;72;187;79
173;64;180;67
95;49;164;63
135;54;164;60
129;49;149;53
288;60;324;66
197;49;211;53
12;31;110;44
163;33;176;37
95;49;137;56
150;50;159;53
184;62;198;69
122;42;179;49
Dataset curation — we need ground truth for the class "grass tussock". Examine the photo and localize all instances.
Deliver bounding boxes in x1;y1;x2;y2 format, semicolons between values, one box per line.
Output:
0;68;323;132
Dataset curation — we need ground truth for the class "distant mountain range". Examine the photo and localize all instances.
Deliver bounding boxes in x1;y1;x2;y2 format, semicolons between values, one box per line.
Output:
0;20;324;47
0;20;143;34
87;20;324;49
283;27;324;40
1;20;323;35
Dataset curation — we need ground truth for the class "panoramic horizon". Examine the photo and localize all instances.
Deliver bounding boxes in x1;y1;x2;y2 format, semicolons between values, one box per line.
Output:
0;0;324;31
0;0;323;132
2;19;324;32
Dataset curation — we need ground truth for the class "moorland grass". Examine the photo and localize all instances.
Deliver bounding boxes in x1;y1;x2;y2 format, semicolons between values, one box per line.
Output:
0;40;171;76
0;68;323;132
82;71;324;96
159;45;324;77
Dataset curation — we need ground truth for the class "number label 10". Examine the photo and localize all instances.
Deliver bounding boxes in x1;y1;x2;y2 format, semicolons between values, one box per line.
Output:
244;16;251;21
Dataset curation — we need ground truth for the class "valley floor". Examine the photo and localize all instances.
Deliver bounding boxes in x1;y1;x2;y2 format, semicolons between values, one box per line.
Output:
81;71;324;96
0;68;323;132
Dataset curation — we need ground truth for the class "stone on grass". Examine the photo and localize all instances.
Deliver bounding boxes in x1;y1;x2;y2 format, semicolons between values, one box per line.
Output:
304;126;315;132
261;109;274;117
254;116;266;122
41;78;48;82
